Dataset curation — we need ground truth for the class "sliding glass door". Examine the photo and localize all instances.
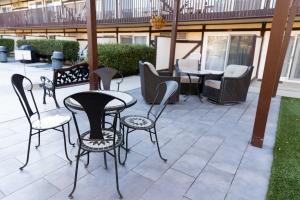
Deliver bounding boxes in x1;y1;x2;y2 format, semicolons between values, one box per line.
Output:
281;35;300;81
204;34;256;71
205;36;228;71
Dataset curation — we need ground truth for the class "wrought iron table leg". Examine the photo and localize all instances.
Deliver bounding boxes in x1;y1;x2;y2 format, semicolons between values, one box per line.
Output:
197;75;203;103
62;125;72;164
67;122;75;146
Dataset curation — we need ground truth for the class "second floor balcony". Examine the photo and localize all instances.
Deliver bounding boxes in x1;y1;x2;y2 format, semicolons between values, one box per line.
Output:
0;0;295;29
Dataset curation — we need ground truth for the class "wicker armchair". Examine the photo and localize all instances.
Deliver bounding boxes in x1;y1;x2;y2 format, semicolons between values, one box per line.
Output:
139;61;180;104
203;65;253;104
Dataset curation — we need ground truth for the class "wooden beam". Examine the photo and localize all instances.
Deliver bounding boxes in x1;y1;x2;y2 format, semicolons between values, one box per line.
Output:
251;0;294;148
272;0;299;97
168;0;180;73
86;0;99;90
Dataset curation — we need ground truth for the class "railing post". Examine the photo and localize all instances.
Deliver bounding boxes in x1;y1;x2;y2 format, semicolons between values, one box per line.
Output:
116;0;119;18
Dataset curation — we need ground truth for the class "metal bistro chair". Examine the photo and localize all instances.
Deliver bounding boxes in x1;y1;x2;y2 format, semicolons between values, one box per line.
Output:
94;66;124;91
11;74;74;170
119;81;179;164
94;66;124;128
64;91;126;199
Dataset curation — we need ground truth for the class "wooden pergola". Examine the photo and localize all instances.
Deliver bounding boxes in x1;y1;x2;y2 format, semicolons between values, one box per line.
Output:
86;0;298;148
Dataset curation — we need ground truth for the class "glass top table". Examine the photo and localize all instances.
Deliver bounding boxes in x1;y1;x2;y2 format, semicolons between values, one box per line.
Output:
65;90;137;111
179;69;224;102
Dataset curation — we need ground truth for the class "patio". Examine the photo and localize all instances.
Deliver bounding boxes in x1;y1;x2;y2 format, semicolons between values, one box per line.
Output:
0;62;280;199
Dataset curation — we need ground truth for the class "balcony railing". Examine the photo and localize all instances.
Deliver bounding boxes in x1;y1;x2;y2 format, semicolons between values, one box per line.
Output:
0;0;294;29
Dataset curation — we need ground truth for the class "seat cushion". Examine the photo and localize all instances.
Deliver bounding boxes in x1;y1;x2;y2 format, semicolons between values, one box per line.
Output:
180;75;199;84
121;115;154;129
31;114;71;130
80;129;122;152
205;80;221;90
224;65;248;78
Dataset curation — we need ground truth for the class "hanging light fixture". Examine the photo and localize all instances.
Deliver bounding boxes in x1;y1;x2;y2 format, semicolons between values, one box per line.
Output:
150;0;166;29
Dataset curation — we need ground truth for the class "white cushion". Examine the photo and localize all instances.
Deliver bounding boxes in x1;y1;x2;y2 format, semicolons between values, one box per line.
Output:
224;65;248;78
144;62;159;76
180;76;199;84
31;115;71;130
205;80;221;90
177;59;199;71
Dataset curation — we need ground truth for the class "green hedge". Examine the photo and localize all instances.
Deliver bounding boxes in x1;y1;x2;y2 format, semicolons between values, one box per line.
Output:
16;39;79;62
0;38;14;52
97;44;156;76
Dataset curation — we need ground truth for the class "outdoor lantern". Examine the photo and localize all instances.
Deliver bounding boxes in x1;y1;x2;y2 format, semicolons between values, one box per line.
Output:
150;0;166;29
150;15;166;29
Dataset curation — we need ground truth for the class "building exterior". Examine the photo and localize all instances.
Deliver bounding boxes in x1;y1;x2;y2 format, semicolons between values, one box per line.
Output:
0;0;300;83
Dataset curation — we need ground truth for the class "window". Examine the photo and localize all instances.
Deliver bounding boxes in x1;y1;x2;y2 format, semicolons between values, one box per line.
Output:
205;36;228;71
204;35;256;71
120;36;133;44
134;36;147;45
0;6;12;13
227;35;256;66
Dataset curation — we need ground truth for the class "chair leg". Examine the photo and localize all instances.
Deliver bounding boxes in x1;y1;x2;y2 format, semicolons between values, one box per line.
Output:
113;148;123;199
68;147;81;199
85;152;90;168
103;152;108;169
35;130;41;148
62;125;72;164
153;127;167;162
43;88;46;104
67;122;75;147
20;129;33;170
53;90;60;108
118;126;129;165
149;130;155;144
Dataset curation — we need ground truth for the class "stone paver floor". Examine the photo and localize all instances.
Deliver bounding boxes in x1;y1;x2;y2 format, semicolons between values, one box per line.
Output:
0;86;280;200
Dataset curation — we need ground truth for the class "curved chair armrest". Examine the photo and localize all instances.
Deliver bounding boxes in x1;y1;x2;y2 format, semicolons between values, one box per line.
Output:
40;76;54;89
157;75;180;83
158;70;173;77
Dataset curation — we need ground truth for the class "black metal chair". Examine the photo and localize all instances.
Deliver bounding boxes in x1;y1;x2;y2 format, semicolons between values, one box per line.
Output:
11;74;74;170
94;67;124;128
118;80;179;164
94;67;123;91
64;91;126;199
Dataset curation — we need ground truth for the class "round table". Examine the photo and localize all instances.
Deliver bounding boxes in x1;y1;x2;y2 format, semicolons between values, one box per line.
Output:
65;90;137;111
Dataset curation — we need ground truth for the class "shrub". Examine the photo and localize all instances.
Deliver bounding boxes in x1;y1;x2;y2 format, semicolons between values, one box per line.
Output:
97;44;156;76
16;39;79;62
0;38;14;52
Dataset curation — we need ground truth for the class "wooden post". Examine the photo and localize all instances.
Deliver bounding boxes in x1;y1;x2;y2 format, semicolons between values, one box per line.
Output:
272;0;298;97
251;0;295;148
168;0;180;73
86;0;99;90
149;26;152;46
